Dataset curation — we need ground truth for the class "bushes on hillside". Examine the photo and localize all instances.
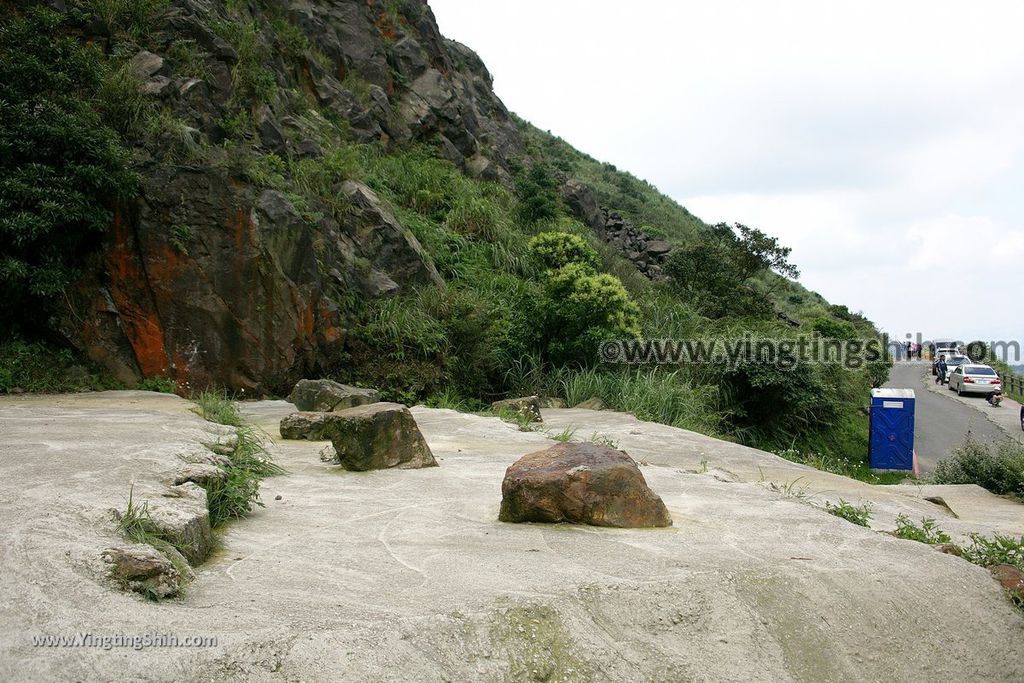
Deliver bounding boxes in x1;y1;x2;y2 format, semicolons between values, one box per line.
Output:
0;8;137;331
528;231;640;366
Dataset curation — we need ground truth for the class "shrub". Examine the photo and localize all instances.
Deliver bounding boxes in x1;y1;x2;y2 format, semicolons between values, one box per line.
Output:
0;338;121;393
0;8;137;328
894;514;951;544
137;376;177;393
528;231;600;272
542;263;641;365
824;499;872;527
931;438;1024;498
515;163;561;224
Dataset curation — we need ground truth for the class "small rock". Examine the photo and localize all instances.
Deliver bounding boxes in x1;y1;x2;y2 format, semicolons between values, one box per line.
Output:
499;442;672;528
321;403;437;471
491;396;543;423
287;379;380;412
172;463;226;488
573;397;606;410
129;50;165;80
934;543;962;557
537;397;566;409
990;564;1024;602
646;240;671;255
140;76;172;96
103;544;182;599
274;495;282;501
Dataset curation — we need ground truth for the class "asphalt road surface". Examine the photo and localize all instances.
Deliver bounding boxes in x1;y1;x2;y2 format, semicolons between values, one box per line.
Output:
885;363;1008;472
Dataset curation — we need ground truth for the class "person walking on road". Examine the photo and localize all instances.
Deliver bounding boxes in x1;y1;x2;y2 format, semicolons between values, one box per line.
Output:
935;354;948;384
905;341;913;361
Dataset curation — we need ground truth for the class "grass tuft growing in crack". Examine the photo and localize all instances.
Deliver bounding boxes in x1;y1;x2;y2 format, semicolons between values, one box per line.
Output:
116;488;192;582
192;391;284;527
824;499;872;527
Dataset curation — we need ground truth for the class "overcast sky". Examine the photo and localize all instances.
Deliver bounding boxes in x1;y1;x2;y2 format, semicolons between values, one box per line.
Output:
431;0;1024;357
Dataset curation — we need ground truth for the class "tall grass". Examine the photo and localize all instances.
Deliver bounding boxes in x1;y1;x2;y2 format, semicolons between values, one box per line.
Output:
552;367;723;436
191;392;284;526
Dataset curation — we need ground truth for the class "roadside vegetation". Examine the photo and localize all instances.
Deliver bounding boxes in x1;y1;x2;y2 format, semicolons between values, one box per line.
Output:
824;499;873;527
931;437;1024;500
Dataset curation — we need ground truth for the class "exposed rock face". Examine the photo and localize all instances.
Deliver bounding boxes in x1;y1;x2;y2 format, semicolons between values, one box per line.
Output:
172;463;227;488
490;396;543;423
102;545;183;600
320;402;437;471
280;411;334;440
498;443;672;528
560;182;671;280
288;378;380;412
141;483;215;565
57;0;524;392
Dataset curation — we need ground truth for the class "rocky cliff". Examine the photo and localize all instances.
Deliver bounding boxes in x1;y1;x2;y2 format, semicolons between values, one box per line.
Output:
56;0;526;392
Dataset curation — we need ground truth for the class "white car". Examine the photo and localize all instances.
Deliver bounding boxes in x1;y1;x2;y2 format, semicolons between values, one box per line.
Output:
947;364;1002;396
939;354;970;383
932;347;960;374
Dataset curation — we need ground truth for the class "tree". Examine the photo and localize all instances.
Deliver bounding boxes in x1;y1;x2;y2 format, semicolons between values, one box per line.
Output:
664;222;798;319
0;8;136;331
515;163;560;224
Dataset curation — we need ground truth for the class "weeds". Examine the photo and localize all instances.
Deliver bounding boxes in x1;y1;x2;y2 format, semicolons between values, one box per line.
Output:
137;375;177;393
190;392;283;526
894;514;951;545
589;432;619;449
116;488;191;582
770;477;810;500
824;499;872;527
548;426;576;443
961;534;1024;572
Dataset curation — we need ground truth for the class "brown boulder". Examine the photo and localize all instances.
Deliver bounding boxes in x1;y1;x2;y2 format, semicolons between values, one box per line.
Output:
320;403;437;471
498;443;672;528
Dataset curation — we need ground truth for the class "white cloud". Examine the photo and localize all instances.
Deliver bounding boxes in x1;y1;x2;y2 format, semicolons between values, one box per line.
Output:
430;0;1024;345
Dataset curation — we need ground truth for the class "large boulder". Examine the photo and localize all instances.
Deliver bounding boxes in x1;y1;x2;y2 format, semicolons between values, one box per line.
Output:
491;396;543;423
320;403;437;471
288;379;380;412
498;443;672;528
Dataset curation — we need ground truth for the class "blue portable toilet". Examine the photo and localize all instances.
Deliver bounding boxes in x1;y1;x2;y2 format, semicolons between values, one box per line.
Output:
869;388;915;470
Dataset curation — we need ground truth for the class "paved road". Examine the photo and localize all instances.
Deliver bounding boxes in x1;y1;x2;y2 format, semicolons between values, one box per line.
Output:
885;362;1008;472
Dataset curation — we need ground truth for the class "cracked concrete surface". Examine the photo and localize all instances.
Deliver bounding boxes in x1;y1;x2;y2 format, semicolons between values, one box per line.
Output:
1;392;1022;682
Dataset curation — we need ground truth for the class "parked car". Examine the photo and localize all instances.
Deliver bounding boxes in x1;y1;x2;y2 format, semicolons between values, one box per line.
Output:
933;352;968;379
932;347;960;374
947;364;1002;396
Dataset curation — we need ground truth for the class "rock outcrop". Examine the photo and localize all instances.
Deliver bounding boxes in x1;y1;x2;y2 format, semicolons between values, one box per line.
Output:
498;443;672;528
319;402;438;471
288;379;380;412
56;0;525;393
490;396;543;423
562;180;671;280
139;483;215;565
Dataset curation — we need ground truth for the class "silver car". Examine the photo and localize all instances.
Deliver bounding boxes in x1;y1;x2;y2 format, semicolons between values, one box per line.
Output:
947;364;1002;396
